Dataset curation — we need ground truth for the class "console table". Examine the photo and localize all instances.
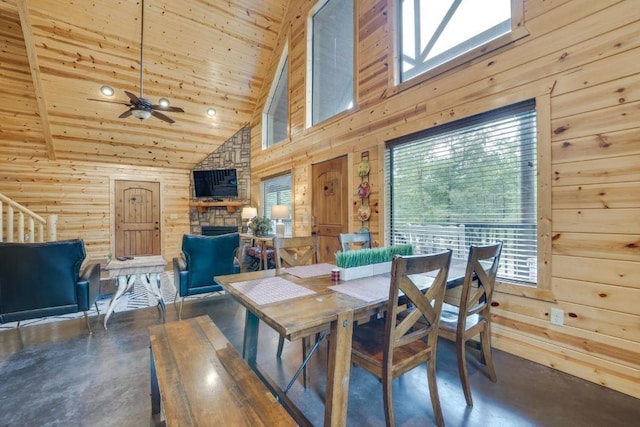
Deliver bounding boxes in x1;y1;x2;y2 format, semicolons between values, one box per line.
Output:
103;255;167;330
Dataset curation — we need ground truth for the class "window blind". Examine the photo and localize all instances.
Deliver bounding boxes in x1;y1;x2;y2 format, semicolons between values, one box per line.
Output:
386;100;537;284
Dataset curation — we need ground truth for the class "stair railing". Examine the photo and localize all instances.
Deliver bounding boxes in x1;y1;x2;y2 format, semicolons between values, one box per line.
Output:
0;193;57;242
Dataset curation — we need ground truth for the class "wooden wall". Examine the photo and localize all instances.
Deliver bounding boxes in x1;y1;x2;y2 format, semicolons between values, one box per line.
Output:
249;0;640;398
0;157;191;266
0;2;191;266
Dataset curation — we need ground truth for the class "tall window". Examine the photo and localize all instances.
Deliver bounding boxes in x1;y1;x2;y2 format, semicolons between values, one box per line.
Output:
264;51;289;147
309;0;354;126
386;100;537;284
400;0;514;82
263;174;292;235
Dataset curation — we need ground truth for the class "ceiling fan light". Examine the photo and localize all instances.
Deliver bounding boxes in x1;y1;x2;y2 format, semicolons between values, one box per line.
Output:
158;98;170;108
100;85;114;96
207;108;216;117
131;109;152;120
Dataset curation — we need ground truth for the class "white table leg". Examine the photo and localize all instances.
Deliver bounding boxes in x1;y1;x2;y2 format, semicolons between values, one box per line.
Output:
103;274;136;330
141;272;166;322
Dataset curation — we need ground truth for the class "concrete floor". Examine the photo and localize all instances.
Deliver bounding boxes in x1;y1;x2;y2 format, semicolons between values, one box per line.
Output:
1;294;638;427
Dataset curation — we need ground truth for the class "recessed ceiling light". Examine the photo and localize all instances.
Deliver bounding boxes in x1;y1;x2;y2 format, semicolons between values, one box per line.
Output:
158;98;170;108
206;108;216;117
100;85;114;97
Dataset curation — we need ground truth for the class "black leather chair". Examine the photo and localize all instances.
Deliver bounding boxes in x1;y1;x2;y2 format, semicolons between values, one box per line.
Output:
0;239;100;332
173;232;240;319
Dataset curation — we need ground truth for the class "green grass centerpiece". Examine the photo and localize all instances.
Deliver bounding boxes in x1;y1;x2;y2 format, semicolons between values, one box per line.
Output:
335;245;413;280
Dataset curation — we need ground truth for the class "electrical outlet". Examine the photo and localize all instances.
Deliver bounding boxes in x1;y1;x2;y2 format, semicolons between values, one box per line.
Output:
24;233;30;241
550;308;564;326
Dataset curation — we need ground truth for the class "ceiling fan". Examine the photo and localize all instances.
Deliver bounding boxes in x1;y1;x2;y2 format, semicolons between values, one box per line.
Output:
88;0;184;123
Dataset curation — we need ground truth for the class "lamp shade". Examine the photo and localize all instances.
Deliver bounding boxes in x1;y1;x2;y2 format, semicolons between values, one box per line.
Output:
270;205;289;220
241;207;257;219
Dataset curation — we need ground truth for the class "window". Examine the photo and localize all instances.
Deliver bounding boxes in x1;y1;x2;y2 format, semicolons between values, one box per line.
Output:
263;174;292;236
263;50;289;147
308;0;354;126
399;0;519;82
386;100;537;285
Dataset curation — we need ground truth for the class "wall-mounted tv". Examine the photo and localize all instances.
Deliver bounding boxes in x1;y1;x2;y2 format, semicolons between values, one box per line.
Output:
193;169;238;198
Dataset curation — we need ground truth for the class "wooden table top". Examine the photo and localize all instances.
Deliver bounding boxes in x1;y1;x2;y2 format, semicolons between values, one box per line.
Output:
214;261;466;341
105;255;167;276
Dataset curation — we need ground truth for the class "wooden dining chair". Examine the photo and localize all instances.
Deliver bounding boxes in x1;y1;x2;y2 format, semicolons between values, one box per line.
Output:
437;242;503;407
351;250;452;427
273;235;320;388
273;235;319;269
338;232;371;252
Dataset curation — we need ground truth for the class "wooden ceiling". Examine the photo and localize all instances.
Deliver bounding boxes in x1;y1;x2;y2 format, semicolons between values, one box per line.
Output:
0;0;287;169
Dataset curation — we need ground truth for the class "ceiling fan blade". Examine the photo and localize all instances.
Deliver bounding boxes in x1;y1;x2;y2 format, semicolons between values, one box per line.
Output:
124;91;140;104
151;105;185;113
119;109;133;119
87;98;129;106
151;110;175;124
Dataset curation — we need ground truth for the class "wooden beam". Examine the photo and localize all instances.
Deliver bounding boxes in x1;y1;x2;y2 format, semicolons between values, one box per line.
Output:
16;0;56;160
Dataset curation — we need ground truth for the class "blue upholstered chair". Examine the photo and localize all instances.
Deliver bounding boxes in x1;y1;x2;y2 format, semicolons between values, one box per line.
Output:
0;239;100;333
172;232;240;319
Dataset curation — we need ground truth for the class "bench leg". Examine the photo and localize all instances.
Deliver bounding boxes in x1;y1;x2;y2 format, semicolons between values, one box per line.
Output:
150;345;161;416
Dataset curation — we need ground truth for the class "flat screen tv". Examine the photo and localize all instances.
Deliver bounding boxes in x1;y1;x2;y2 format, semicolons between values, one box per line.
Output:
193;169;238;198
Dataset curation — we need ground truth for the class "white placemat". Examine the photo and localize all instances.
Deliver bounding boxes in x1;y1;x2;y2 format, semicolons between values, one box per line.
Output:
329;273;435;303
329;275;391;303
230;276;316;305
283;263;336;278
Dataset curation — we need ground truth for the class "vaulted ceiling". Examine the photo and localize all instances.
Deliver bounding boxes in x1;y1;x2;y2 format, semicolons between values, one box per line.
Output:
0;0;288;169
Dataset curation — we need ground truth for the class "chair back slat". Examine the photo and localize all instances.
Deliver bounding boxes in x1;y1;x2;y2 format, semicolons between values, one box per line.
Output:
459;242;502;326
274;236;319;269
385;250;452;356
338;232;372;252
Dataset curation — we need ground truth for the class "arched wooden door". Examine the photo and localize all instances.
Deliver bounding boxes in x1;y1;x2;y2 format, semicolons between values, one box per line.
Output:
312;156;348;263
115;180;161;257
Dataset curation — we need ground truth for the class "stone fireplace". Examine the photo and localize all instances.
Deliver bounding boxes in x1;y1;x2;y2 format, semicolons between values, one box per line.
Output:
190;126;250;235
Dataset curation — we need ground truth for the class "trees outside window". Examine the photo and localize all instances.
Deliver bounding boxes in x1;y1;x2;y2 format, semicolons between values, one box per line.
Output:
386;100;537;284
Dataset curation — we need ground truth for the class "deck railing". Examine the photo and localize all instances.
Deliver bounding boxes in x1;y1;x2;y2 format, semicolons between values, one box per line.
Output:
391;222;537;284
0;193;57;242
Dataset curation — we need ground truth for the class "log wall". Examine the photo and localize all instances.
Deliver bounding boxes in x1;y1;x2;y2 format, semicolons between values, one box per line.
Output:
0;157;190;265
249;0;640;397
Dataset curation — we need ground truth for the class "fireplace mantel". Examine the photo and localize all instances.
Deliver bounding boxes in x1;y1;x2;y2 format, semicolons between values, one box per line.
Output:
189;201;243;213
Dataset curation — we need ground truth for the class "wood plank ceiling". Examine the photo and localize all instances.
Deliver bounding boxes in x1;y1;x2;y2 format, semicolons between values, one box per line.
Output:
0;0;287;169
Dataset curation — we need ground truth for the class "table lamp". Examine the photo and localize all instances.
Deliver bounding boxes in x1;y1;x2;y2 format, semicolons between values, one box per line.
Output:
270;205;289;237
241;207;257;233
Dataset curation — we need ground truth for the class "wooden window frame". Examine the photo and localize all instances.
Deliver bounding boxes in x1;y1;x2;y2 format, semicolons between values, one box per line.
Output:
390;0;529;93
262;43;290;149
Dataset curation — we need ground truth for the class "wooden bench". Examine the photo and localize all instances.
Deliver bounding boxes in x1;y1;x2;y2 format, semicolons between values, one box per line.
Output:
149;315;297;426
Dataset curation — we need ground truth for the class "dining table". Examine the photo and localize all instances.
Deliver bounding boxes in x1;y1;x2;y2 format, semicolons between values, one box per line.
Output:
214;260;468;427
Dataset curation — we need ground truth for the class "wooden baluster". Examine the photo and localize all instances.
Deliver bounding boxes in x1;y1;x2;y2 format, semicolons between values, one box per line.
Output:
28;217;35;242
7;206;13;242
47;214;58;241
38;222;44;242
18;212;24;242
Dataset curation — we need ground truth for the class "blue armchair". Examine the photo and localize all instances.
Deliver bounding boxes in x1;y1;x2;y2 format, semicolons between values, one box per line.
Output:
0;239;100;332
173;232;240;319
